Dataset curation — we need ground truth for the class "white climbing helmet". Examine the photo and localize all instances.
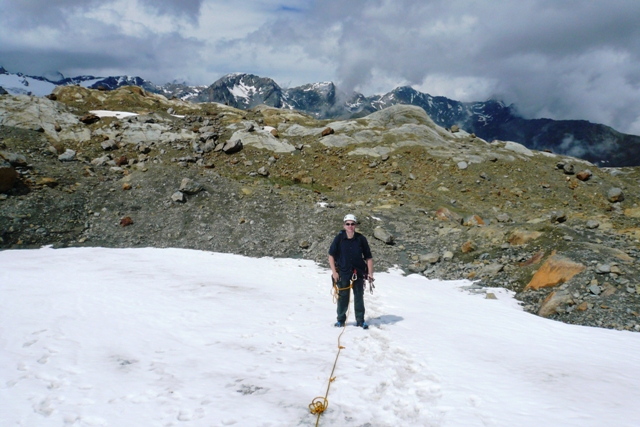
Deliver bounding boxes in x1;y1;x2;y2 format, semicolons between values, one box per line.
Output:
343;214;357;223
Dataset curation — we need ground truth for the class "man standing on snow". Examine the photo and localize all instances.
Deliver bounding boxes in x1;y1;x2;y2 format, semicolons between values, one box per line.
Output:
328;214;374;329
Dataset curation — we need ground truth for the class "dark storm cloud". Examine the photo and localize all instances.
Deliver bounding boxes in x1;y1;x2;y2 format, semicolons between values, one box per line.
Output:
243;0;640;133
0;0;204;27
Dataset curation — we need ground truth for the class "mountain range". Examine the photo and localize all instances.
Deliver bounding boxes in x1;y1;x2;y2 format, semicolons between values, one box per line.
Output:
1;66;639;166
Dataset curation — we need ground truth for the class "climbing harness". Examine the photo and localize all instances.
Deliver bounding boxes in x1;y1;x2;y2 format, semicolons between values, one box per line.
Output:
309;273;355;426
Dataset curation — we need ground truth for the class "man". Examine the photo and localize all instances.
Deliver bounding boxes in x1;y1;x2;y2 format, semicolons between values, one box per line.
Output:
328;214;374;329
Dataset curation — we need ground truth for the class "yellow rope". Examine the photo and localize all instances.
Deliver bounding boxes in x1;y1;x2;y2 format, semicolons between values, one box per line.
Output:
309;277;353;427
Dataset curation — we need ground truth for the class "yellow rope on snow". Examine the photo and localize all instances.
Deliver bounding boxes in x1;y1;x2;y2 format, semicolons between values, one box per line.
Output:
309;276;353;427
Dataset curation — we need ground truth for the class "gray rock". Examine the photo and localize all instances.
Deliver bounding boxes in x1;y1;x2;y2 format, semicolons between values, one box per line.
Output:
595;264;611;274
607;188;624;203
58;149;76;162
257;166;269;177
91;155;111;166
200;132;217;143
588;284;601;295
442;251;454;261
495;213;510;223
167;107;175;115
373;227;394;244
101;140;118;151
299;240;310;249
179;178;204;195
419;252;440;264
480;263;504;277
563;163;575;174
171;191;186;203
457;161;468;170
203;141;217;153
223;139;243;154
0;151;27;166
586;220;600;229
139;145;151;154
550;210;567;223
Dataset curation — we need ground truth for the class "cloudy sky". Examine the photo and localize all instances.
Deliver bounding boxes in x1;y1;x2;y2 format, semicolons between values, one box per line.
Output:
2;0;640;134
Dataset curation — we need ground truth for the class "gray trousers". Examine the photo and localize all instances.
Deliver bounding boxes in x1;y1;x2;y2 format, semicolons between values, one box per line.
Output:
336;276;365;323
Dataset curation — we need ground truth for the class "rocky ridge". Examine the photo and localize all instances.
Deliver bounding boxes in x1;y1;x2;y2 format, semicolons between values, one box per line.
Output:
1;85;640;333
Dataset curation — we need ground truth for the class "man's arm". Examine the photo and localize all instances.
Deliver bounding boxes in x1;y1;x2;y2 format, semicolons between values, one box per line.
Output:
329;255;339;282
367;257;374;281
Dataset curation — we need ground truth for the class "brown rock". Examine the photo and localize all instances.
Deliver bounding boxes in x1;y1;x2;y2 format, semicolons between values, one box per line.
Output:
525;255;586;290
270;128;279;138
463;214;485;227
538;291;573;317
36;177;59;188
435;207;462;222
321;127;335;137
54;122;62;132
461;240;475;253
623;207;640;218
0;160;17;192
122;183;132;191
576;170;592;181
79;114;100;125
120;216;134;227
519;251;545;267
576;302;589;312
450;125;460;133
508;230;542;245
52;142;65;154
115;155;128;166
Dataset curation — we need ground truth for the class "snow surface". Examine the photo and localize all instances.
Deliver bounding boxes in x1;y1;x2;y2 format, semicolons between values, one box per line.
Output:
1;247;640;427
89;110;139;119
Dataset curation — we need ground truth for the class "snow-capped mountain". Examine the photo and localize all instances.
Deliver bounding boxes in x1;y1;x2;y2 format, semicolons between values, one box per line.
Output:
2;66;640;166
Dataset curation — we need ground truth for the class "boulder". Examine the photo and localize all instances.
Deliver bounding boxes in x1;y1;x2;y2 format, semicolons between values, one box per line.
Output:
549;210;566;223
79;113;100;124
203;141;217;153
450;125;460;133
457;161;468;170
0;159;17;192
479;263;504;277
101;140;118;151
36;177;58;188
0;152;27;166
435;207;462;222
461;240;475;253
508;230;542;245
562;163;575;174
586;220;600;229
223;139;243;154
321;127;334;137
373;227;394;244
171;191;186;203
179;178;203;195
120;216;134;227
463;214;485;226
607;188;624;203
58;149;76;162
538;290;573;317
257;166;269;177
576;170;592;181
524;255;586;290
91;155;111;166
419;253;440;264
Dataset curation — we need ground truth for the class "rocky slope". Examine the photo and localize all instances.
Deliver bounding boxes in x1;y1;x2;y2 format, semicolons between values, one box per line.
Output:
1;86;640;333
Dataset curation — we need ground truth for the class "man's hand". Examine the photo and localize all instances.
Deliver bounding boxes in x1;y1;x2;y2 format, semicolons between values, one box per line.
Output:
332;271;339;282
368;273;374;282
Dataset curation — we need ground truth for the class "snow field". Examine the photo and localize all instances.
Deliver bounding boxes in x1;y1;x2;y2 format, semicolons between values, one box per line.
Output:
1;247;640;427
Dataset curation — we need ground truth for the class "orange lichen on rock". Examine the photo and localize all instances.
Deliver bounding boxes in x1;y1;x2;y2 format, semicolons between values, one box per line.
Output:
525;255;586;290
